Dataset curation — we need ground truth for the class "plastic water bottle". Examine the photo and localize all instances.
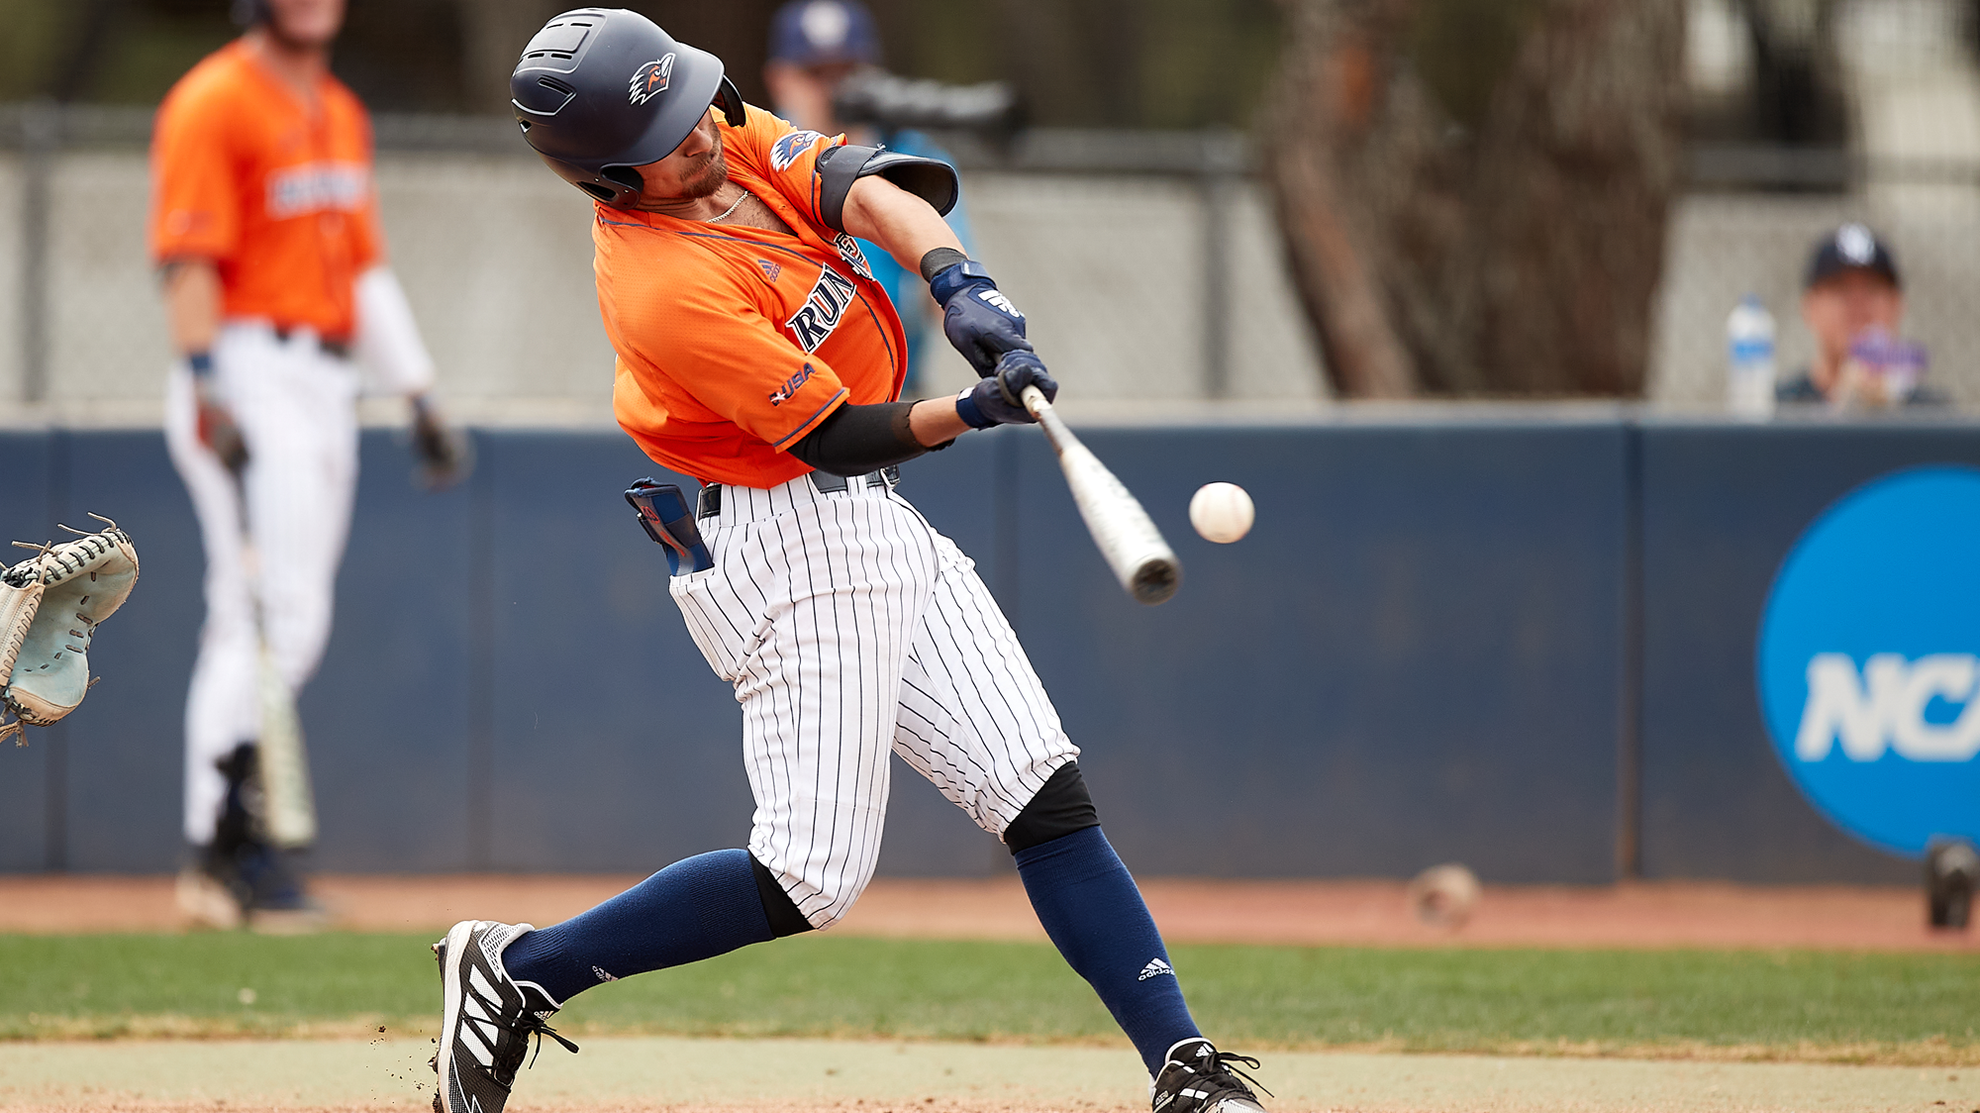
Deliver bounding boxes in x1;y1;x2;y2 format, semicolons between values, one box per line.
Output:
1726;294;1776;419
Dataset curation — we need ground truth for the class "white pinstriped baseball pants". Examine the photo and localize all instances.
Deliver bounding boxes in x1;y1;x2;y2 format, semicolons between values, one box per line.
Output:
671;473;1078;929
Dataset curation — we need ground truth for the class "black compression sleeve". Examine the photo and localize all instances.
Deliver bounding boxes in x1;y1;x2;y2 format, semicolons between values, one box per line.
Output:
788;400;940;476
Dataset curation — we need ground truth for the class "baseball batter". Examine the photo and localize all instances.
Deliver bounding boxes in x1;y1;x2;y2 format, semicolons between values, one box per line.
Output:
434;11;1270;1113
152;0;461;929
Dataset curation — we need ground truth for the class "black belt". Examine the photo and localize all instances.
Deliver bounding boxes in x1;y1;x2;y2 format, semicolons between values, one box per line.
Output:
272;326;351;360
698;465;899;520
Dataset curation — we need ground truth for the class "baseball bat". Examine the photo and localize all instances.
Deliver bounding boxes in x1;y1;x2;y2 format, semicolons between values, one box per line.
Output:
1020;385;1181;605
231;470;317;849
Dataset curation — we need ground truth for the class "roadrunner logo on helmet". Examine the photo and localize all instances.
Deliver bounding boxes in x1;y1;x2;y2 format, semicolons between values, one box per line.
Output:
628;54;675;105
511;8;746;208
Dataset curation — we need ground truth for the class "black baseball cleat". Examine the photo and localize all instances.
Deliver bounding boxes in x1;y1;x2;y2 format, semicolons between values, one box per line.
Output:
1151;1038;1270;1113
431;920;577;1113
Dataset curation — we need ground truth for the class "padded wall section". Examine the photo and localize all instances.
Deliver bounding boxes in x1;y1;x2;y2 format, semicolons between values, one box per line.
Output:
479;433;754;871
50;432;202;872
300;431;477;871
11;419;1976;883
1006;424;1630;883
1637;422;1980;882
0;433;54;870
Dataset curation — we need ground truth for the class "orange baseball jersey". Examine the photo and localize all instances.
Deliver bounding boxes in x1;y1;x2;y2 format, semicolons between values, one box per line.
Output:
150;40;382;342
599;105;909;488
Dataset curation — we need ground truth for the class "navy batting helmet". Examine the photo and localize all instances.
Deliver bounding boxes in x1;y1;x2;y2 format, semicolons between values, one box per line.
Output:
512;8;747;207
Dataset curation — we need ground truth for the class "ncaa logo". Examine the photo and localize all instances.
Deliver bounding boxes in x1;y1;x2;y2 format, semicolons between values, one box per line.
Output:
1757;465;1980;857
629;54;676;106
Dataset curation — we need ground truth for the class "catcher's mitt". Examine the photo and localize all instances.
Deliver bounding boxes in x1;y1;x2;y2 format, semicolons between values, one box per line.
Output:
0;516;139;744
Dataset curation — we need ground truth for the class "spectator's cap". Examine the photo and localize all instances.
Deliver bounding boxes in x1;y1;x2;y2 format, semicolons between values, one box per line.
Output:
1805;222;1902;290
768;0;881;66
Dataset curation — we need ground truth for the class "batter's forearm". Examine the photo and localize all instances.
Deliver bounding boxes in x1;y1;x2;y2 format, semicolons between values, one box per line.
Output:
789;398;971;477
910;397;971;445
841;176;963;273
162;259;222;357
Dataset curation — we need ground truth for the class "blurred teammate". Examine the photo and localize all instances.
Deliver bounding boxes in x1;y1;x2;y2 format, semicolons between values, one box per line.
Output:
152;0;463;929
762;0;975;394
1778;223;1940;407
431;11;1270;1113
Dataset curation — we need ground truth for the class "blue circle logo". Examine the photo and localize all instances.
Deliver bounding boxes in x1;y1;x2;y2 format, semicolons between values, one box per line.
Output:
1757;465;1980;858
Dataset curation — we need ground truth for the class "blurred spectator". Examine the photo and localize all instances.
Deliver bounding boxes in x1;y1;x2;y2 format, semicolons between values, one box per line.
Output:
1778;223;1941;407
762;0;975;396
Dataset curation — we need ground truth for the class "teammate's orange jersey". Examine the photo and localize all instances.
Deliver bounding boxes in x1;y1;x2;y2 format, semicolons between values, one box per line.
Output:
149;40;382;343
599;106;909;488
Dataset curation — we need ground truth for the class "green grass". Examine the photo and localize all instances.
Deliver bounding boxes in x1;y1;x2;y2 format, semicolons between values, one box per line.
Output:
2;933;1978;1062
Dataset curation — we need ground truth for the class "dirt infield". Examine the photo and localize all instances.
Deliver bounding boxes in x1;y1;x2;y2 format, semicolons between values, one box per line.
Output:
4;1035;1978;1113
0;874;1972;951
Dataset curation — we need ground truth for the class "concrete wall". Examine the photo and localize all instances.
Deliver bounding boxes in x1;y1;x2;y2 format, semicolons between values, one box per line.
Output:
15;145;1980;424
5;416;1975;883
0;151;1327;425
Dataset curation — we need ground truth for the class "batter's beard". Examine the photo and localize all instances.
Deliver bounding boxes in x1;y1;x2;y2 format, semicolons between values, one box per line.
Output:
678;146;729;200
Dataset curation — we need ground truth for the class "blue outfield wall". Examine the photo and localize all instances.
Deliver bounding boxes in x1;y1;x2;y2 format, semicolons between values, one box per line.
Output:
0;417;1974;882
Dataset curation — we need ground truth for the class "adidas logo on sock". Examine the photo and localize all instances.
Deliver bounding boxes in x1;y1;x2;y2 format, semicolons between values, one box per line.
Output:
1138;958;1175;981
592;965;619;983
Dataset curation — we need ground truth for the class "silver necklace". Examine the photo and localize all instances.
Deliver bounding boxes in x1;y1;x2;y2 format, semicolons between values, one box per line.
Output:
706;189;749;224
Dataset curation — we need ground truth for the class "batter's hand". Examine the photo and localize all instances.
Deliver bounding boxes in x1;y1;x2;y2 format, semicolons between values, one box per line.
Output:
193;381;248;473
930;262;1031;377
958;351;1058;428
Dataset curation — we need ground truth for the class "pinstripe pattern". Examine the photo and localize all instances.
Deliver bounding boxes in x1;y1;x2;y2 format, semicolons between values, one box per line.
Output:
671;473;1076;929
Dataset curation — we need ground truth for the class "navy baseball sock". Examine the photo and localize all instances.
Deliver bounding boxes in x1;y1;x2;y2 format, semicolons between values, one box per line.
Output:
1015;826;1201;1076
501;848;774;1005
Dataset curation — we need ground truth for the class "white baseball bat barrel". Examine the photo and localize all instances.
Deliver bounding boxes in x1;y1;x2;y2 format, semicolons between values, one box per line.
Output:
1020;385;1181;605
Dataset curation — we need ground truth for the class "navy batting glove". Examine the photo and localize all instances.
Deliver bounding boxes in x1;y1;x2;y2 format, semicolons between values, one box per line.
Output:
930;261;1031;377
956;351;1058;428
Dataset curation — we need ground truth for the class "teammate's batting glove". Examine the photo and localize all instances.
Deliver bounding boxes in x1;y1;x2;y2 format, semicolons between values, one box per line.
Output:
187;355;249;473
929;260;1031;378
410;395;473;491
956;351;1058;428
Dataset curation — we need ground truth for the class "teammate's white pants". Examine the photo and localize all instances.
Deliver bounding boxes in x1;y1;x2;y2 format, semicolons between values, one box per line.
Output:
673;473;1078;929
164;323;359;845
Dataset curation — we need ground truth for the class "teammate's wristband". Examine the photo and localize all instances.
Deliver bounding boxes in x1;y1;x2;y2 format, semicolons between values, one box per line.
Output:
955;387;993;429
186;352;214;379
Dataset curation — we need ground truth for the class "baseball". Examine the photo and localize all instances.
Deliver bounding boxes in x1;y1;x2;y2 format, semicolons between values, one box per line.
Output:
1407;863;1482;930
1189;482;1254;544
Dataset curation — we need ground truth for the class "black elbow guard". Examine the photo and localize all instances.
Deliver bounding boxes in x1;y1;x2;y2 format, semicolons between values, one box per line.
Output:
815;143;961;232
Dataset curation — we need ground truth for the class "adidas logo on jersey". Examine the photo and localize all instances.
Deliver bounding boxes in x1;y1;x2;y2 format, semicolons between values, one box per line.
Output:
769;363;816;406
758;259;782;282
1137;958;1175;981
786;268;858;353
